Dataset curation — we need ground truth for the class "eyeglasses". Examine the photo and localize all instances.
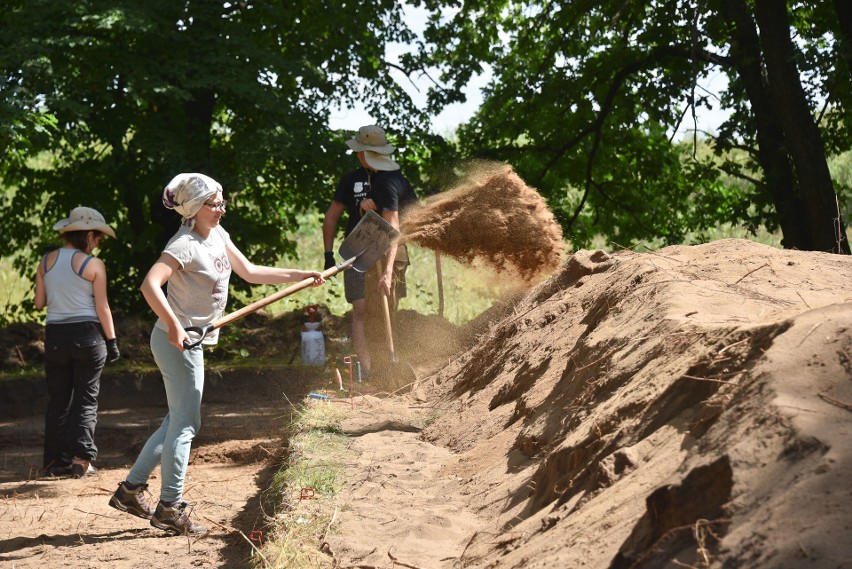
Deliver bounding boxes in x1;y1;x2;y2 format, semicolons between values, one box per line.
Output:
203;200;228;212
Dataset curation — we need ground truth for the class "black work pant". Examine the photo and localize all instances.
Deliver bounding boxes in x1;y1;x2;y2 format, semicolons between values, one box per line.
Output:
43;321;106;468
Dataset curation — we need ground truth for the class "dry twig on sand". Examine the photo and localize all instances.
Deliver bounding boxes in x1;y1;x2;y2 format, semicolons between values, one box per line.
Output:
683;372;745;385
733;263;769;285
319;506;338;545
797;322;823;347
818;392;852;412
388;548;427;569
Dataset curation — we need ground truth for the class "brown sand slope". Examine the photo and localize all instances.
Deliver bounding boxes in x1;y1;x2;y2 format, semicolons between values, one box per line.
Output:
329;238;852;568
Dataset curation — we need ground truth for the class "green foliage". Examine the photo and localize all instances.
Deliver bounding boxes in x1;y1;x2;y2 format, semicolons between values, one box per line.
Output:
411;0;851;252
0;257;33;326
5;0;851;330
0;0;443;318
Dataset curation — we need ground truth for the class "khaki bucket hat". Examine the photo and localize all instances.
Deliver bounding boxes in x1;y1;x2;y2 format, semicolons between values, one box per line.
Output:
346;125;396;155
53;207;116;238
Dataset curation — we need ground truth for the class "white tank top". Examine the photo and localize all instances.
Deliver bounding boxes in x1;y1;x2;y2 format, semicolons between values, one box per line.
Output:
44;248;99;324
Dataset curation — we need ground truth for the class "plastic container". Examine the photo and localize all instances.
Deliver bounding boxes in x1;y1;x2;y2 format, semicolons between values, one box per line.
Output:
301;322;325;365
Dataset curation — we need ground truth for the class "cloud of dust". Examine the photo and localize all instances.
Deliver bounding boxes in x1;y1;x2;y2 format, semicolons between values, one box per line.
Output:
401;161;564;283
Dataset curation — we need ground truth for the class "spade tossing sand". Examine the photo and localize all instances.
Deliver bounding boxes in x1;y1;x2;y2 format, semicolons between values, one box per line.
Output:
400;162;564;283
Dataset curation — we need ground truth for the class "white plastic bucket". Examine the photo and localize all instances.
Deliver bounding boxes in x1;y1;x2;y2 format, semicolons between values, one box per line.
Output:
301;325;325;365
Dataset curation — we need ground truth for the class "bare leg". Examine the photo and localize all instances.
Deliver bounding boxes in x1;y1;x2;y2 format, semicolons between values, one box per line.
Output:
351;298;370;373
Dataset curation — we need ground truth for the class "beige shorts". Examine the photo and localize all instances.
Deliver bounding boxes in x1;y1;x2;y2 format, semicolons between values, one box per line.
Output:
344;246;409;303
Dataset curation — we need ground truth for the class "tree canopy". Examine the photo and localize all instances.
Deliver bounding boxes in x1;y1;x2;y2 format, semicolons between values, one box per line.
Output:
0;0;442;316
412;0;851;253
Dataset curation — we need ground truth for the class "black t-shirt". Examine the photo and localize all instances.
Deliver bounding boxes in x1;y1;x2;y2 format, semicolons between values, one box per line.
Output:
332;168;418;236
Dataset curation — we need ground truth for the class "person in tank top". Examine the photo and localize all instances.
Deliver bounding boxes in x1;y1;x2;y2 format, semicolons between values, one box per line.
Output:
34;206;120;479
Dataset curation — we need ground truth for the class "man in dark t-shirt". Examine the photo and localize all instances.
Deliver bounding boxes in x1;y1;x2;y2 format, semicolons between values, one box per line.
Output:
322;125;417;378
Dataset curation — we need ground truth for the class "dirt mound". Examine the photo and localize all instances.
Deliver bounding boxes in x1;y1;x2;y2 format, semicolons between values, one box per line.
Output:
409;239;852;567
400;162;563;283
0;321;42;370
6;238;851;568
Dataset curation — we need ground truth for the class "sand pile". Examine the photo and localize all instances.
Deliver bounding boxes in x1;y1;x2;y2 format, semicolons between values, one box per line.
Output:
400;162;564;283
414;239;852;568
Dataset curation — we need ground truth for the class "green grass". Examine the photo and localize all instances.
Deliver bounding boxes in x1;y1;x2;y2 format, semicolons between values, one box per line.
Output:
252;401;351;569
0;256;34;326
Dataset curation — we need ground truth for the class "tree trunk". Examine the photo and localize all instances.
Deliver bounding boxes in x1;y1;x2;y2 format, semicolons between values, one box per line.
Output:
754;0;850;253
184;87;216;173
719;0;809;250
834;0;852;75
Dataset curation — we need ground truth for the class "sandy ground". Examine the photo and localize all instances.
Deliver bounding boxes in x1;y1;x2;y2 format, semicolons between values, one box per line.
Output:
322;239;852;569
0;368;318;568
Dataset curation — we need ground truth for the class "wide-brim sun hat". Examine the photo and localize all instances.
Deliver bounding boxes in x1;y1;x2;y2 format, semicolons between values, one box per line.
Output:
53;207;116;238
346;125;395;155
362;150;400;172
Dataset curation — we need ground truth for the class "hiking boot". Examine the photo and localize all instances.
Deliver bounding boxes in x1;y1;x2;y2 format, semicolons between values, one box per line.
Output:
150;501;208;536
41;462;72;478
71;457;97;479
109;481;156;520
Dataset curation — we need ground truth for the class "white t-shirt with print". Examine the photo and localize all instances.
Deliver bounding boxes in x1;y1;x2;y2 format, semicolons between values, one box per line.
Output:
155;225;232;346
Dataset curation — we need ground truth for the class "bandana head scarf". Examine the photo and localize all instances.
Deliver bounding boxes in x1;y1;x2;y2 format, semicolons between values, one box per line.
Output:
162;173;222;225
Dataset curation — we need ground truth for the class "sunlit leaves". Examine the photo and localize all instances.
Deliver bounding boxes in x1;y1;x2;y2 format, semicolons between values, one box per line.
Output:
0;0;432;313
413;0;849;250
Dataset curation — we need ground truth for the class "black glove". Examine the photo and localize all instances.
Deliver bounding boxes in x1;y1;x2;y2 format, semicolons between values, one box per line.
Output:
106;338;121;363
324;251;336;270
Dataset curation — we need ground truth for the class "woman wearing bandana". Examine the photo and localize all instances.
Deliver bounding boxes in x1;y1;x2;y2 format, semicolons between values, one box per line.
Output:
109;173;325;536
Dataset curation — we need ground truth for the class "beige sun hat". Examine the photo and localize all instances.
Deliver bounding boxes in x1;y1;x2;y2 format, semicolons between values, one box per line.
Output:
53;207;116;238
346;125;395;155
362;150;400;172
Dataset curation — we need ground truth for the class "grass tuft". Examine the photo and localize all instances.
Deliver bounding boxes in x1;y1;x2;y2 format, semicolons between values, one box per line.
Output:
252;400;351;568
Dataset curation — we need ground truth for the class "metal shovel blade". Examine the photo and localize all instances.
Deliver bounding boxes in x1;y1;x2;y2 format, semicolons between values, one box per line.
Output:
338;210;399;272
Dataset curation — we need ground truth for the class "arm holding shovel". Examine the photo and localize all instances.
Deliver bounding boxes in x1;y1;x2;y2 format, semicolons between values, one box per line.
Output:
141;244;325;353
377;209;400;299
226;240;325;286
119;172;327;536
354;178;406;303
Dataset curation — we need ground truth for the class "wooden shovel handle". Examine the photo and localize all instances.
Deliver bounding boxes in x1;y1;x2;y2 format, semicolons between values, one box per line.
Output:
381;292;397;363
182;257;356;350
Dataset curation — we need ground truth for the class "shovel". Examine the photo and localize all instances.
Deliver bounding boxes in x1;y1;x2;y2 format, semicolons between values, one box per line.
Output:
183;211;399;349
377;260;418;388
